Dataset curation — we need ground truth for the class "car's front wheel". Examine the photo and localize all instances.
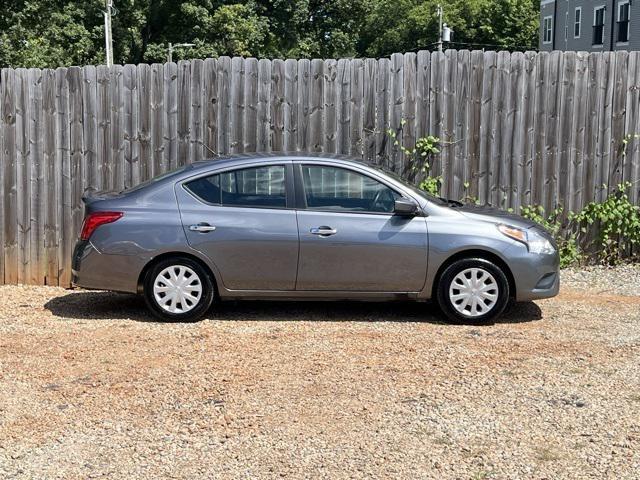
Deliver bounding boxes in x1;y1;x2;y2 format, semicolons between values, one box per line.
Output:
143;257;215;322
436;257;510;324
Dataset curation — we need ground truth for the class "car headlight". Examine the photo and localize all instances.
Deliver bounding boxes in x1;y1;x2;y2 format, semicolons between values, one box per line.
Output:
497;224;556;255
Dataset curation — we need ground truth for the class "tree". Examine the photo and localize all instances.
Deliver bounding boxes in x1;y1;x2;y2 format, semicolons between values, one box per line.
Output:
0;1;105;68
359;0;539;57
476;0;540;50
0;0;540;69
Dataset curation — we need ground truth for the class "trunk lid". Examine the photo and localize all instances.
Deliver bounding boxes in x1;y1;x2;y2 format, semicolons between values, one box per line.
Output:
81;187;125;205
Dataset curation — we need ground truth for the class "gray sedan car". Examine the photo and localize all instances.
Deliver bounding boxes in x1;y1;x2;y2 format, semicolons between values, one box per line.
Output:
72;153;559;323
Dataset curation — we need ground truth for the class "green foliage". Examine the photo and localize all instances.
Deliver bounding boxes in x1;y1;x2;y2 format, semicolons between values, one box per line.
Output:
0;0;541;68
359;0;539;57
520;205;581;268
475;0;540;51
519;183;640;266
414;135;443;196
0;1;105;68
571;182;640;264
387;126;442;196
388;131;640;268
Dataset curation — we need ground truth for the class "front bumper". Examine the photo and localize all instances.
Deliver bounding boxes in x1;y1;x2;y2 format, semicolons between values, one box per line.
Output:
502;241;560;301
72;240;143;293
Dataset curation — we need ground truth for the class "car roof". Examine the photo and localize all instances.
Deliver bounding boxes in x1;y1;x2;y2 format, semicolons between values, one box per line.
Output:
136;152;389;192
189;152;372;171
125;151;438;210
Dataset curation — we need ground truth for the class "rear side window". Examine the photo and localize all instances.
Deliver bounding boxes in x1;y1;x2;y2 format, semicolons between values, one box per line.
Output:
184;175;221;204
185;165;287;208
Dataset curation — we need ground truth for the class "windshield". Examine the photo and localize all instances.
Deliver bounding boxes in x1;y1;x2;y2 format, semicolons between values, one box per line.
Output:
372;166;447;205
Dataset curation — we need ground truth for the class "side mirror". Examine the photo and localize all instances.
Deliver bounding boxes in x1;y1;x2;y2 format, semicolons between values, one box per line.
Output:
394;198;419;216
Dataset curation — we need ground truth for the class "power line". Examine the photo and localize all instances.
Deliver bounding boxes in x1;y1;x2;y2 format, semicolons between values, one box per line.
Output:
443;40;538;52
387;41;537;57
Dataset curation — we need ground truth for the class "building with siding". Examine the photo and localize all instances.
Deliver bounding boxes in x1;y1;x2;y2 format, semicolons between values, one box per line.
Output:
539;0;636;51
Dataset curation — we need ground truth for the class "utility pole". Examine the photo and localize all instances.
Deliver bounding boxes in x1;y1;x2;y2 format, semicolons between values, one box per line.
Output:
104;0;114;67
436;4;453;52
167;43;196;63
437;4;443;52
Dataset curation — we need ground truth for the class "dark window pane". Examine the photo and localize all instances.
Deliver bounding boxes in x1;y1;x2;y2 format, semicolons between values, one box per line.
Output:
593;24;604;45
302;165;401;213
185;174;221;204
620;3;630;21
617;4;630;42
618;20;629;42
543;17;553;43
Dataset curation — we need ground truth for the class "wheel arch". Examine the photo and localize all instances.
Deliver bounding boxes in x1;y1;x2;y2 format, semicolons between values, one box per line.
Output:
431;249;516;300
137;251;219;296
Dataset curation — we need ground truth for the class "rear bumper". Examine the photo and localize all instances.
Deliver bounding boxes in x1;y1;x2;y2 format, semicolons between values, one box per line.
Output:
502;242;560;302
71;240;143;293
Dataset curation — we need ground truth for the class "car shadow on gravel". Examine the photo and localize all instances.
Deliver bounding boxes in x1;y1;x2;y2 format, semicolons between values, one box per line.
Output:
44;291;543;325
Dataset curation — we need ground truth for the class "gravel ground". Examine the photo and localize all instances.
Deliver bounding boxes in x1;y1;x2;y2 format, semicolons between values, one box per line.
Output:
561;264;640;297
1;270;639;479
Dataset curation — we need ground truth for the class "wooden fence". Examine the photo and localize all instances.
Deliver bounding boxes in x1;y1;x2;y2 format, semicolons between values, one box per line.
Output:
1;49;640;286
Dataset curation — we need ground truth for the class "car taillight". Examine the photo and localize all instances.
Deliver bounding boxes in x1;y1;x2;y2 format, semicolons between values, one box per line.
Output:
80;211;123;240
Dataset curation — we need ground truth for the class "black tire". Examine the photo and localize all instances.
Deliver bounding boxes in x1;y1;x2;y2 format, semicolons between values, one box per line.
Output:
436;257;510;324
143;256;215;322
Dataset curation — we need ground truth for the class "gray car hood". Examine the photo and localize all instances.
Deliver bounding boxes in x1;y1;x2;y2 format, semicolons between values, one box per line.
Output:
455;204;540;230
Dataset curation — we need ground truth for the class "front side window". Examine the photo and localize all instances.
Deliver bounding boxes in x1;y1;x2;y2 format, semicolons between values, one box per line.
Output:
185;165;286;208
543;16;553;44
575;7;582;38
593;7;606;45
618;1;630;43
301;165;401;213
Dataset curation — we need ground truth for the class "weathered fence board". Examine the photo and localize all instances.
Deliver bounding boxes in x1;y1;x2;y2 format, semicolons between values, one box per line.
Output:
257;59;271;153
323;59;337;154
284;58;297;152
625;52;640;206
1;49;640;286
43;68;58;285
375;57;390;168
244;57;258;153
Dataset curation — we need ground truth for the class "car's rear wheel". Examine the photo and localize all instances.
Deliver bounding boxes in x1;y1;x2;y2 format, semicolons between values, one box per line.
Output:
143;257;214;322
436;257;510;324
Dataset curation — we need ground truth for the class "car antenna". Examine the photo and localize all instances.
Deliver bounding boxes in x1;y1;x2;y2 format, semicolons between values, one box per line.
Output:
194;139;219;158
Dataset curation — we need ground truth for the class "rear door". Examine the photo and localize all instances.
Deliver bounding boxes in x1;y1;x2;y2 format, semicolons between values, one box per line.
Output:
176;162;299;291
294;163;428;292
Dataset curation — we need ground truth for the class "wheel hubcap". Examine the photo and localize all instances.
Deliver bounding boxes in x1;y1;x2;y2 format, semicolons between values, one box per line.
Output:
153;265;203;314
449;268;499;317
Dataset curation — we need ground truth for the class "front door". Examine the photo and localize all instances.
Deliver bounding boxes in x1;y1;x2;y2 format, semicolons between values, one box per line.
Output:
295;164;428;292
176;163;298;291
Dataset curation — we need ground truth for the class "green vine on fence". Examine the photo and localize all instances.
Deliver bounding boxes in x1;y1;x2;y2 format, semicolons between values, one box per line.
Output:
387;121;443;196
520;205;581;268
389;127;640;267
521;184;640;266
572;182;640;264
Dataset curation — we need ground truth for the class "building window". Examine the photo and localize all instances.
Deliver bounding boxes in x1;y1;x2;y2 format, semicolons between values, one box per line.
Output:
543;16;553;44
618;1;630;43
575;7;582;38
593;6;606;45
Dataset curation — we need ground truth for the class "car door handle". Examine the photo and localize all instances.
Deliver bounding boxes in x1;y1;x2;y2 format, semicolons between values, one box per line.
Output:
310;226;337;236
189;223;216;233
